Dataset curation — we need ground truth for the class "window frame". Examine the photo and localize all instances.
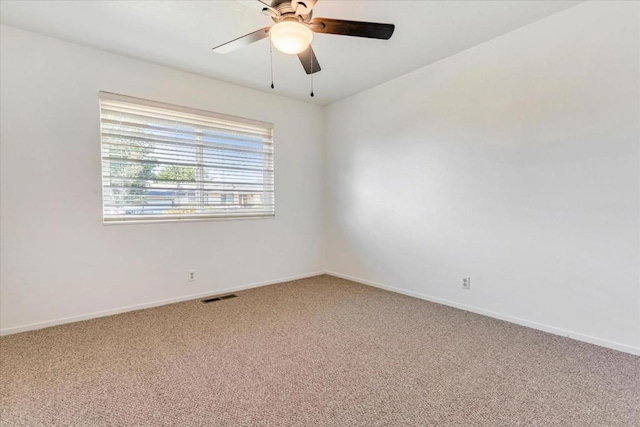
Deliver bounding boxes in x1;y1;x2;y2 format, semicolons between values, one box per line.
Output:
99;92;275;225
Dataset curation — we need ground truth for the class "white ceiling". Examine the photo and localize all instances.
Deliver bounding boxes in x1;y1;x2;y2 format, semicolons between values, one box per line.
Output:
0;0;582;106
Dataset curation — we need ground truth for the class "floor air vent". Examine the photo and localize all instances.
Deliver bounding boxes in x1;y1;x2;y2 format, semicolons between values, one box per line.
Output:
202;294;237;303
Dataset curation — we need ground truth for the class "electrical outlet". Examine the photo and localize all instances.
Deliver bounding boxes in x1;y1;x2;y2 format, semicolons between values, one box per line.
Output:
462;277;471;290
188;270;196;282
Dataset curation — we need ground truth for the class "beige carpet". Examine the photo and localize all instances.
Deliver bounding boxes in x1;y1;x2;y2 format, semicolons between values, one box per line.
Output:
1;275;639;426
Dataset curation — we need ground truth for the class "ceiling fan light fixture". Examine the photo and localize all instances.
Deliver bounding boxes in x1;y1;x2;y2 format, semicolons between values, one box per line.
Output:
270;21;313;55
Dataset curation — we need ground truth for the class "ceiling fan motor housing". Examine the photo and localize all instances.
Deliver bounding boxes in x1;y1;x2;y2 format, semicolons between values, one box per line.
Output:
270;0;314;22
292;0;318;16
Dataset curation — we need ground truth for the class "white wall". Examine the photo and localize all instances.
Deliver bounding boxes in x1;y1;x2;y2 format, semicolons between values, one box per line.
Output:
324;1;640;353
0;25;325;333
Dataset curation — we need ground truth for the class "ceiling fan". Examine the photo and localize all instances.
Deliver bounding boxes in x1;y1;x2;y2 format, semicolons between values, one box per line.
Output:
212;0;395;76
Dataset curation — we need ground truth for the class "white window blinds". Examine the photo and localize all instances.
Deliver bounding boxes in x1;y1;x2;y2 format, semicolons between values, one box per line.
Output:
99;92;274;223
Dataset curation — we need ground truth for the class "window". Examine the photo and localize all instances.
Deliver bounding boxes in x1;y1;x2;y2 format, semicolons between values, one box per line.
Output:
99;92;274;223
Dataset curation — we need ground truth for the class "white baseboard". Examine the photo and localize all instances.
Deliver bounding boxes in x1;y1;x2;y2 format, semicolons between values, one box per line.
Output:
4;270;639;356
0;271;324;336
325;270;640;356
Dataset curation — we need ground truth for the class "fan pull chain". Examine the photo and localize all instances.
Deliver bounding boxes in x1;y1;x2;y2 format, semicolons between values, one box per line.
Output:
269;31;275;89
310;50;314;97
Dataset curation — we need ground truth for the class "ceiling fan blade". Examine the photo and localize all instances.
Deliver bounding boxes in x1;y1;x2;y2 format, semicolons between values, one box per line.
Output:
297;45;321;74
212;27;271;54
309;18;394;39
